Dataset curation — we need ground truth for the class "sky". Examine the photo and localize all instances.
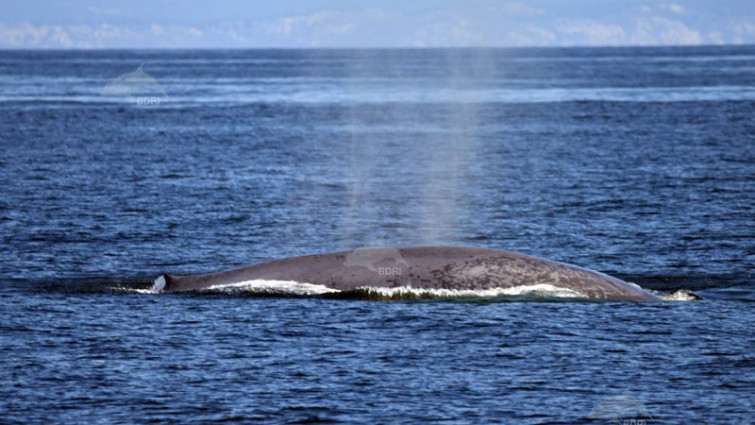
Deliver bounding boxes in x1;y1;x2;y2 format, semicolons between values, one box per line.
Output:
1;0;754;48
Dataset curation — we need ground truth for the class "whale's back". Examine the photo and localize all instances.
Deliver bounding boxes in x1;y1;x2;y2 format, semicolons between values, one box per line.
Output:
157;246;660;301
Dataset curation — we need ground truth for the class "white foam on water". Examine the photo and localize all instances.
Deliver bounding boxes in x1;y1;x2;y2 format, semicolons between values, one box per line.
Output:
355;284;588;299
658;289;701;301
203;280;340;296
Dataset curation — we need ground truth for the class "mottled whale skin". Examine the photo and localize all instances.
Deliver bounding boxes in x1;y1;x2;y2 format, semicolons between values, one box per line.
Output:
155;246;660;301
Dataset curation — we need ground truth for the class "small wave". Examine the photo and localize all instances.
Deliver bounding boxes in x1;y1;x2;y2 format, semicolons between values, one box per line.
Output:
151;279;589;300
342;284;588;301
142;278;340;296
204;280;339;296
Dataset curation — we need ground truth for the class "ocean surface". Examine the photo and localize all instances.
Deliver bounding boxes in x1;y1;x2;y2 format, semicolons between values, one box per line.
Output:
0;47;753;424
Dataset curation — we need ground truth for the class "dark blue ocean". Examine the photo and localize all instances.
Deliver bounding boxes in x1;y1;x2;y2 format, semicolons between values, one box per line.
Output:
0;47;753;424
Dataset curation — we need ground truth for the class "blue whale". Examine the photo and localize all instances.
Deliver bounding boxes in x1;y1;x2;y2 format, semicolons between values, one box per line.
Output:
154;246;660;301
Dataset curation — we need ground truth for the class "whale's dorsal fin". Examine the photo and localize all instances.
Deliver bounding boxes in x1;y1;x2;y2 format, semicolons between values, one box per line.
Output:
152;274;175;292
